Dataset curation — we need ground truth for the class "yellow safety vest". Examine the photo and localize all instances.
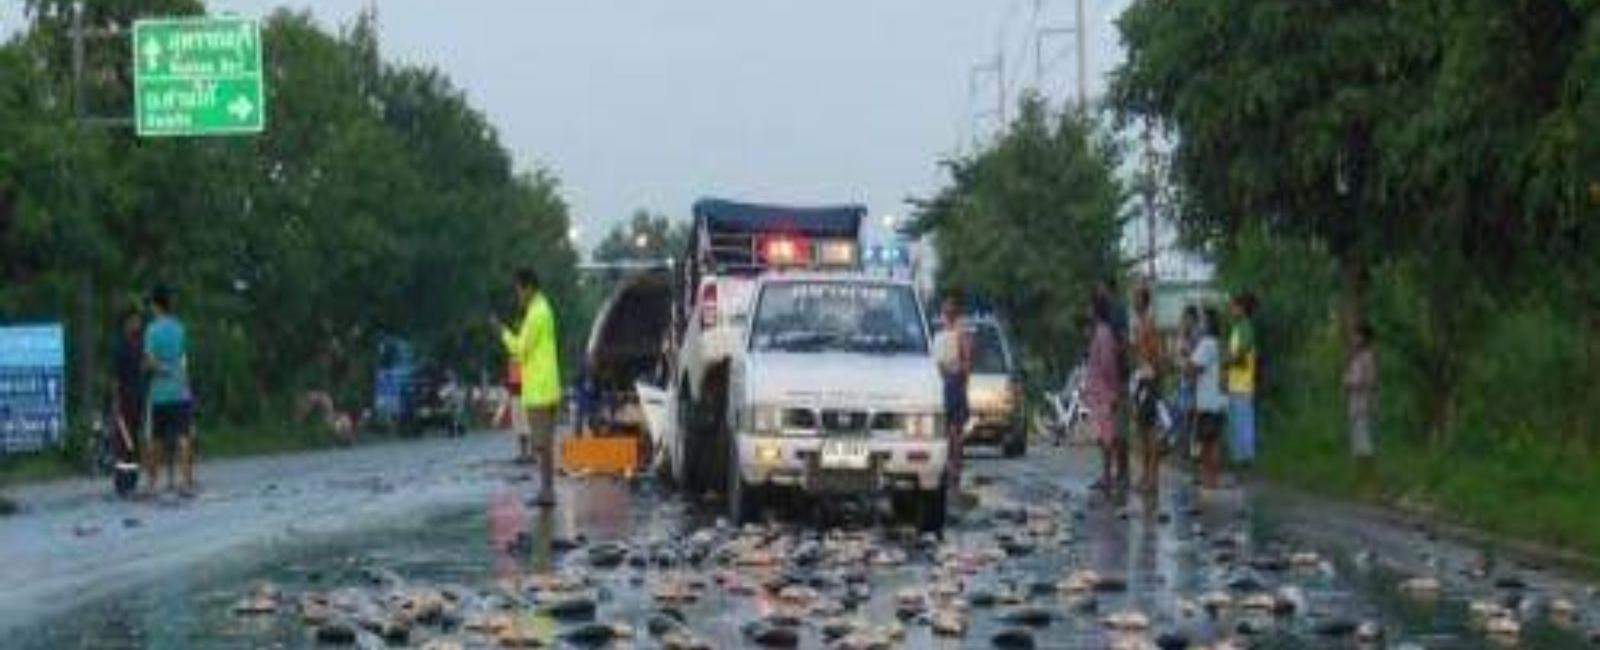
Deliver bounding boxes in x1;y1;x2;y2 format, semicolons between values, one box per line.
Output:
502;293;561;408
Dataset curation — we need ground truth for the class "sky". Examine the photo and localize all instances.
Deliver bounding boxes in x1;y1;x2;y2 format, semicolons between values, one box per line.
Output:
2;1;1167;265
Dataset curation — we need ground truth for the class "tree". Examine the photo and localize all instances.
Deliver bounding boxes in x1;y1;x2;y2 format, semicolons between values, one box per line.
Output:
1111;0;1600;445
911;95;1124;380
0;2;581;431
1113;1;1442;327
593;210;688;264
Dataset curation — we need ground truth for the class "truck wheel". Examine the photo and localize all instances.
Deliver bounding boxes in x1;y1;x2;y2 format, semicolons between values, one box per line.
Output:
706;399;730;497
890;492;918;527
1002;426;1027;458
728;441;763;525
675;388;703;493
684;396;728;497
917;484;947;532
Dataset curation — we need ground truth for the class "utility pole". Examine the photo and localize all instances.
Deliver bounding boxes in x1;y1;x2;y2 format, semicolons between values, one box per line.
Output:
1143;118;1158;281
68;1;135;437
1032;0;1085;114
71;2;95;436
1034;26;1076;91
995;51;1007;127
1075;0;1088;114
968;55;1004;146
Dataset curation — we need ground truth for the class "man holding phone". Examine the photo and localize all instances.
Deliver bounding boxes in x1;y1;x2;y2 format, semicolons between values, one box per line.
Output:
495;268;561;507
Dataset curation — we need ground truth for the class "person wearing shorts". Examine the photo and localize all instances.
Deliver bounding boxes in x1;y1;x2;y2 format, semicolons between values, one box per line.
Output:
1225;293;1259;467
1189;307;1227;489
144;284;196;496
498;267;561;507
933;296;972;496
1130;286;1166;496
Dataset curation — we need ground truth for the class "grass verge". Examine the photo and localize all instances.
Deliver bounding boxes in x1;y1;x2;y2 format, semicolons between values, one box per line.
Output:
1259;408;1600;561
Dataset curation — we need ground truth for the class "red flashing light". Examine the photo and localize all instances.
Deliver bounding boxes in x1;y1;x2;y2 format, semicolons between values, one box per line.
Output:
759;234;811;267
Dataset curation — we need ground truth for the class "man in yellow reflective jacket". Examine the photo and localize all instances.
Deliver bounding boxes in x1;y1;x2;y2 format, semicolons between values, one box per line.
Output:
497;267;561;506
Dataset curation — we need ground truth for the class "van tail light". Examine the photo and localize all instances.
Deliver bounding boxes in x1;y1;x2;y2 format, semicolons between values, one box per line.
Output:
700;283;719;328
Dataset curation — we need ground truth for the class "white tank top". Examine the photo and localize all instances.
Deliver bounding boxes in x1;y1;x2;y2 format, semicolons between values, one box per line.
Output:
933;327;962;375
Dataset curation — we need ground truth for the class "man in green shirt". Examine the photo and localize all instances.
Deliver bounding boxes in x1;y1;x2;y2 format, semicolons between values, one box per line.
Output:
497;268;561;506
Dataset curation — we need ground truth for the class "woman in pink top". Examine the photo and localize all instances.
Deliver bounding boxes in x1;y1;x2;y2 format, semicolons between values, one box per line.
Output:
1085;293;1123;493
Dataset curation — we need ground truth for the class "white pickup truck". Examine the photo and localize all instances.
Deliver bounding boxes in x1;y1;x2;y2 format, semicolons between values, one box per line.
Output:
725;273;948;530
665;199;866;495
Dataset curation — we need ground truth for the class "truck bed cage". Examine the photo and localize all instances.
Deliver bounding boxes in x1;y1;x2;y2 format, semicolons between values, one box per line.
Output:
690;198;866;273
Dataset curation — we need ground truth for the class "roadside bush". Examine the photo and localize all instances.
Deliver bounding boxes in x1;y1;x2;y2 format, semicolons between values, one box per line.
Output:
1456;303;1597;455
1234;236;1600;555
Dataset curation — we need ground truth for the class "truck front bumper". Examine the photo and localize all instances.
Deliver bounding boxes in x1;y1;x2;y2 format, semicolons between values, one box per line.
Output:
963;408;1022;445
734;433;948;492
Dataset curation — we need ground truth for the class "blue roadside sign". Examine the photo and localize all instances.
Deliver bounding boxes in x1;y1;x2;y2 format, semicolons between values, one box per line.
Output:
0;324;67;454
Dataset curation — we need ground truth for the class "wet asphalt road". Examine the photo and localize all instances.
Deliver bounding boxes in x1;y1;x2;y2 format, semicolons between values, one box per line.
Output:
3;431;1598;649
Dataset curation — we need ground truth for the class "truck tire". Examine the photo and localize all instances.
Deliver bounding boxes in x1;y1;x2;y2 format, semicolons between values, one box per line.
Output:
1002;425;1027;458
682;393;728;497
917;483;948;533
674;386;701;493
890;491;918;527
705;395;729;496
728;438;763;525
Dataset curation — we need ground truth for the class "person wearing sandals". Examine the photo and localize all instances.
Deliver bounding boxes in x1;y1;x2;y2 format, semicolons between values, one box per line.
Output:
496;268;561;507
144;284;196;497
932;296;972;499
1130;286;1166;495
1085;292;1123;494
1188;307;1227;489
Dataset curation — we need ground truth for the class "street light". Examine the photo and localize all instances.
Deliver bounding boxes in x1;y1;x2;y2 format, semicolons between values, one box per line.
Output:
633;233;650;249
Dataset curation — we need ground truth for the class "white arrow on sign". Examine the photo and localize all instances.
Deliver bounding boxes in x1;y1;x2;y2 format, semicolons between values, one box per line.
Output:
142;37;163;71
227;95;255;120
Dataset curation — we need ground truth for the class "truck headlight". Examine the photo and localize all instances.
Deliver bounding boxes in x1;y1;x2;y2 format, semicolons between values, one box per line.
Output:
904;412;942;438
748;404;781;434
754;440;783;465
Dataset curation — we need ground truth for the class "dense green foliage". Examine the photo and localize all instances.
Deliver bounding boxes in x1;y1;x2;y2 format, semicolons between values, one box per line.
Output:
911;96;1125;381
0;2;580;437
1114;0;1600;551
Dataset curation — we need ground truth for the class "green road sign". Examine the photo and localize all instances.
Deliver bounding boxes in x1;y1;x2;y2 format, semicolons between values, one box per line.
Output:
133;17;265;137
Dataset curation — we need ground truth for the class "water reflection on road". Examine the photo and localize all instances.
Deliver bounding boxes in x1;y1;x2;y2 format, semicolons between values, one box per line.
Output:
9;448;1598;649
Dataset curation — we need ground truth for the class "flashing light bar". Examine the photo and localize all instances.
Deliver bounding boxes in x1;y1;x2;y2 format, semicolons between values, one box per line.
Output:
817;240;858;266
759;234;810;267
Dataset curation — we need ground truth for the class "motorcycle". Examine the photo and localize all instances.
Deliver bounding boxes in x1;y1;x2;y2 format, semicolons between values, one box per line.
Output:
1033;365;1180;451
1032;366;1094;447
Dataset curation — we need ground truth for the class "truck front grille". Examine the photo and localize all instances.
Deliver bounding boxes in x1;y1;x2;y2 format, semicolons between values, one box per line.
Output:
783;408;818;430
820;409;868;434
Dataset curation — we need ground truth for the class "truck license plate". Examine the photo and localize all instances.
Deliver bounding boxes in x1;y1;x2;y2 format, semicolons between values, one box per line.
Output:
820;440;870;469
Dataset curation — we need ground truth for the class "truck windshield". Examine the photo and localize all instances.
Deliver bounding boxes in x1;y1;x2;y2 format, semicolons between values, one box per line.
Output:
749;281;927;355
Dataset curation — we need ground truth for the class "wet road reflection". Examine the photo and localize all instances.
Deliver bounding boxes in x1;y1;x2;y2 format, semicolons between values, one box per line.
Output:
9;449;1598;649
